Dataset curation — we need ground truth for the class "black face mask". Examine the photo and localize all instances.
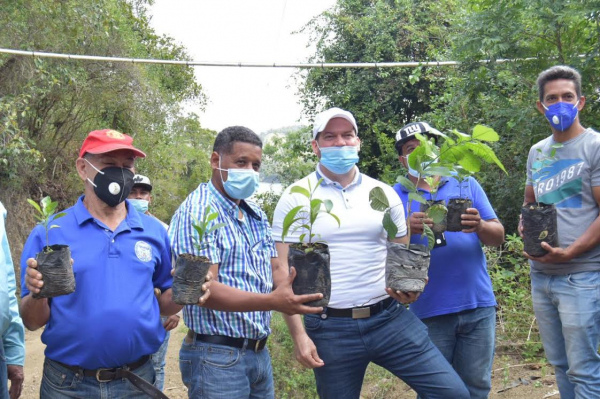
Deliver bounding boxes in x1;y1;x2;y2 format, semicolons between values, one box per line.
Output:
85;159;134;207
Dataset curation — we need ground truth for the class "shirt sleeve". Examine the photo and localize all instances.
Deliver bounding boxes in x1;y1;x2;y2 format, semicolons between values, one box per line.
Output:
152;229;174;292
469;177;498;221
1;205;25;366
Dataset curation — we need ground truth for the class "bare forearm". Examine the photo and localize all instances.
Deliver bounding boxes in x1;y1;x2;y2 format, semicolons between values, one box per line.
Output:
19;295;50;331
203;281;274;312
565;216;600;260
283;313;307;340
477;219;505;247
158;288;184;316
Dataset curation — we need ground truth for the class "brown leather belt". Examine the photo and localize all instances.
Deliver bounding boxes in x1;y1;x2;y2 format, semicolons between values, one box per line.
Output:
187;330;268;352
323;297;395;319
51;355;168;399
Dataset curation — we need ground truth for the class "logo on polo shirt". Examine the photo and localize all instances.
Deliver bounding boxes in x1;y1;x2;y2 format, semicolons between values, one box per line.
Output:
135;241;152;262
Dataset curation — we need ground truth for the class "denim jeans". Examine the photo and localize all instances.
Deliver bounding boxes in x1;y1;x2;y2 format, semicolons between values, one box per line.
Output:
151;316;170;391
420;306;496;399
0;344;8;399
531;270;600;399
179;334;274;399
40;357;155;398
305;299;469;399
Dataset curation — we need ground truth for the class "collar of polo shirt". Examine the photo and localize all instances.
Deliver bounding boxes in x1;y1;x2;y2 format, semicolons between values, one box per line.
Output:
316;164;362;190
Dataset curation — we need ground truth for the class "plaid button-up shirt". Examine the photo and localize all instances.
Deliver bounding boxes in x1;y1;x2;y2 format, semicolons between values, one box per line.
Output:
169;182;276;339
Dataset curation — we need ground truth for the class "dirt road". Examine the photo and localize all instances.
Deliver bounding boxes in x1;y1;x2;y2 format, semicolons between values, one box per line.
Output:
21;328;558;398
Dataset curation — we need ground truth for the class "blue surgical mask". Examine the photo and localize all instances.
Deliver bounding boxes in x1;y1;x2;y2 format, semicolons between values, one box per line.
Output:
129;199;149;213
542;101;579;131
317;144;359;175
217;157;260;200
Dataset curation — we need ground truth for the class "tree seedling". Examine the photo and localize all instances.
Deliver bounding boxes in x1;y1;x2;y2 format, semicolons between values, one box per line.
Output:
27;196;66;252
281;178;340;252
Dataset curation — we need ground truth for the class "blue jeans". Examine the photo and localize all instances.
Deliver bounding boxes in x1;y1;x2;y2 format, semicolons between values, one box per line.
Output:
420;306;496;399
0;344;8;399
531;270;600;399
305;300;469;399
40;357;155;398
151;316;170;391
179;334;274;399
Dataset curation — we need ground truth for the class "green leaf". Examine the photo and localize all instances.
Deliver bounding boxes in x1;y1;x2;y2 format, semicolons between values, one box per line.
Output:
207;222;226;234
369;186;390;211
423;224;436;250
206;211;218;223
49;224;61;230
426;203;448;223
327;212;341;227
472;125;499;142
465;142;506;173
323;199;333;213
27;199;42;215
382;210;398;239
51;212;67;222
458;151;482;173
397;176;416;192
310;199;322;225
281;205;304;242
290;185;310;198
299;233;306;243
408;192;427;204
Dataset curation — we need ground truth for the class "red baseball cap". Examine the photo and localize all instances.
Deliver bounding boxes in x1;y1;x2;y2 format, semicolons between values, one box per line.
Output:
79;129;146;158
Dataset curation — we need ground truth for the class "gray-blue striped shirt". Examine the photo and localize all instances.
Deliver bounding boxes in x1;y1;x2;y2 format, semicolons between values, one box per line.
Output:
169;181;276;339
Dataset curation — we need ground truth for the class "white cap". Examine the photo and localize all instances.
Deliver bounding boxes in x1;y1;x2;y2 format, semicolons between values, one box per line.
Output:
132;174;152;191
312;107;358;139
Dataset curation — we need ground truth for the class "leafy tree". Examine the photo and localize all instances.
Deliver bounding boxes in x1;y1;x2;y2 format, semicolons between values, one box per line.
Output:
425;0;600;233
0;0;214;255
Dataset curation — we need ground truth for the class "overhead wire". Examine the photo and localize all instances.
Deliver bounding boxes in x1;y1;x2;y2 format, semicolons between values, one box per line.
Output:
0;47;544;69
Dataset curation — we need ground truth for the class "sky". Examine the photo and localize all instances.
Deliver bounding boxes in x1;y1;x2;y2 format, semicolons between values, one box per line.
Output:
149;0;337;134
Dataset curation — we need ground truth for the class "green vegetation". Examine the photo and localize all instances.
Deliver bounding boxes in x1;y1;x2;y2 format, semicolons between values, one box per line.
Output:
26;196;66;251
190;205;225;251
281;178;340;249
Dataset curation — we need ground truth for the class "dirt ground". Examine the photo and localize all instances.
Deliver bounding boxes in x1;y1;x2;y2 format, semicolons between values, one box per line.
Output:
21;328;559;399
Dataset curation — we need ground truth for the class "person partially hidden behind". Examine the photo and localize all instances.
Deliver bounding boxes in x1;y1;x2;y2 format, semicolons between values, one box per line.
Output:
128;173;180;392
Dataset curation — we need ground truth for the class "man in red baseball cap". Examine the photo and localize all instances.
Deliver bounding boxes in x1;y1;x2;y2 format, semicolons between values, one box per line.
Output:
20;129;211;398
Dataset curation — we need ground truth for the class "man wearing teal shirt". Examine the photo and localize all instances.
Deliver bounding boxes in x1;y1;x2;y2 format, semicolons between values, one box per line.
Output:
0;200;25;399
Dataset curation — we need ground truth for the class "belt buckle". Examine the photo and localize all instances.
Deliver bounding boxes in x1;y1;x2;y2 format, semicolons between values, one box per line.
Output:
96;368;115;383
352;307;371;319
254;340;261;351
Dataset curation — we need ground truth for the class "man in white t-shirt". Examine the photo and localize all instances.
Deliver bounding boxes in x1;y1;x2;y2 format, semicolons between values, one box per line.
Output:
272;107;468;398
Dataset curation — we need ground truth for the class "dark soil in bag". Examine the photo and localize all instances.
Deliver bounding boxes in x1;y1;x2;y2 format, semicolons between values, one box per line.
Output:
172;254;211;305
385;242;430;293
288;243;330;308
420;200;447;234
33;245;75;299
521;202;558;257
446;198;473;232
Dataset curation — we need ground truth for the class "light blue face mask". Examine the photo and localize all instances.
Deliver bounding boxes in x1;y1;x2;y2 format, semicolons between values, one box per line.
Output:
403;157;430;178
218;157;260;200
317;144;360;175
129;199;149;213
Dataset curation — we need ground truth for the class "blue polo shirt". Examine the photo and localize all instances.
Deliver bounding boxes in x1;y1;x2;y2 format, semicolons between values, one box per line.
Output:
21;196;173;369
393;176;497;319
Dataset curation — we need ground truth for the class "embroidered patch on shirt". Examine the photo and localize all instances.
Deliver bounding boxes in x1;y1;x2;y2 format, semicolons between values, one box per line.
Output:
135;241;152;262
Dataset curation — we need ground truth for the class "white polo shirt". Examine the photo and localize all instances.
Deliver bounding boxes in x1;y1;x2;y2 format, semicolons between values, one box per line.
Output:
272;165;407;308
